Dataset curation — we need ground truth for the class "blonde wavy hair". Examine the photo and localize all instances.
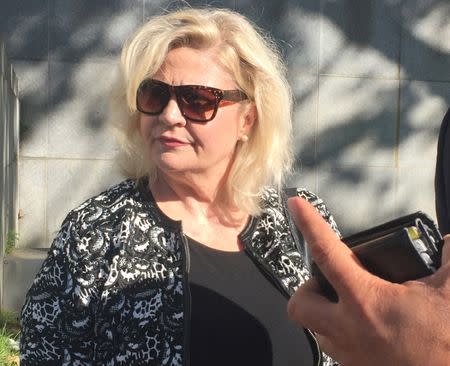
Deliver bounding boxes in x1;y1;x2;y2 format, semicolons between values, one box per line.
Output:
110;7;293;215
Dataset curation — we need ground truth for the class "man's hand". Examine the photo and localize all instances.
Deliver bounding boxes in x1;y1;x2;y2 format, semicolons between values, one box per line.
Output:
287;197;450;366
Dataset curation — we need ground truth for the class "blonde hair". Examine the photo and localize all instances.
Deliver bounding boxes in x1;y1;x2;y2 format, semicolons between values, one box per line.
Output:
110;7;293;215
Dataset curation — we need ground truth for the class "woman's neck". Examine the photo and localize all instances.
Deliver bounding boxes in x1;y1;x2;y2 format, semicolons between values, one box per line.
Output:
149;171;246;227
149;171;249;252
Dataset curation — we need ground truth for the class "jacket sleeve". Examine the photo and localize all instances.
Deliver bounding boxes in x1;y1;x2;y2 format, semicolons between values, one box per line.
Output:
20;213;99;366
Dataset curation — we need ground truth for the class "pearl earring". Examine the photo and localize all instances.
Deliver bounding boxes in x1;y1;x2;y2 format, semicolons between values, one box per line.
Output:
240;135;249;142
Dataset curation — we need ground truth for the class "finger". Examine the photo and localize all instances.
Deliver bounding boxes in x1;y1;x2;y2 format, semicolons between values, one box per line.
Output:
288;197;370;297
315;334;345;364
442;235;450;264
287;279;337;335
416;235;450;287
424;234;450;288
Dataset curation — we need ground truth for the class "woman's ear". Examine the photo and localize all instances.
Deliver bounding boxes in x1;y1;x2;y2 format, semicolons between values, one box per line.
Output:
240;102;257;136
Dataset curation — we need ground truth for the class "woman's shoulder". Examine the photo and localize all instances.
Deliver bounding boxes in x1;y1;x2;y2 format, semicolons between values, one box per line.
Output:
53;178;172;258
70;179;137;214
261;186;325;207
261;186;341;236
47;179;142;255
47;179;136;249
283;187;325;207
61;178;146;227
287;187;341;237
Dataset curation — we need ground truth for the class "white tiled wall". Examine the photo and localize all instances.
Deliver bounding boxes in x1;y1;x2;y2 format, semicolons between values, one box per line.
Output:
1;0;448;246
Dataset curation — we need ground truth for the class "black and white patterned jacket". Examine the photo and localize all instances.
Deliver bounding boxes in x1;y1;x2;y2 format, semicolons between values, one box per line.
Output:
20;178;340;366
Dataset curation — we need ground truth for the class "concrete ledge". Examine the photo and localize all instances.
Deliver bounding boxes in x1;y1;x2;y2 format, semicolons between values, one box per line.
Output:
2;248;48;313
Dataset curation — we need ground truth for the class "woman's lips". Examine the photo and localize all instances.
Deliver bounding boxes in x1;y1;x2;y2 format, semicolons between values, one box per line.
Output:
156;136;190;148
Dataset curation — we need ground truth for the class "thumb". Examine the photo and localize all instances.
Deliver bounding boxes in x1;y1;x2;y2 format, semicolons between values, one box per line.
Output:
288;197;371;298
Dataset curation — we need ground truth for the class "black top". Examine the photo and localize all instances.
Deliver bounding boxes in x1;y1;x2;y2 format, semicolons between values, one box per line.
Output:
188;237;314;366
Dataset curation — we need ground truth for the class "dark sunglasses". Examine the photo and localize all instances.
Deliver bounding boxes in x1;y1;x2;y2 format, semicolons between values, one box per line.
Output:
136;79;248;122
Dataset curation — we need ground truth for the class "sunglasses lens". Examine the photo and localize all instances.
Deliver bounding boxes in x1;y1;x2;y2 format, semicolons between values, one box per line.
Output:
178;87;217;122
137;80;225;122
137;80;170;114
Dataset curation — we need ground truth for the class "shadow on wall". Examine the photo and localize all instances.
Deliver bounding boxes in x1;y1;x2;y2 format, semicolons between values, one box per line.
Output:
239;0;449;234
0;0;449;243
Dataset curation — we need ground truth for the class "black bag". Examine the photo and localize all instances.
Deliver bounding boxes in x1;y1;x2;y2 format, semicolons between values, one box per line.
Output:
312;212;443;301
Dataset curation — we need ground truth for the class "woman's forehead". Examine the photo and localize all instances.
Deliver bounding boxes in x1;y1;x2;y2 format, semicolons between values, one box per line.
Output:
153;47;236;88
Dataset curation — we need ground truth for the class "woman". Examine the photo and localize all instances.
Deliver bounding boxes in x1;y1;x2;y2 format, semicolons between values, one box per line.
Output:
20;7;340;366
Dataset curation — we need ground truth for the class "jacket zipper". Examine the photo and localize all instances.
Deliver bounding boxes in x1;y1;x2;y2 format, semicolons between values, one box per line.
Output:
244;248;323;366
180;233;191;366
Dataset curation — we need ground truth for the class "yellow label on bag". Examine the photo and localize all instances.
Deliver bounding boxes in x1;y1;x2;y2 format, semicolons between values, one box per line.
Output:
407;226;421;241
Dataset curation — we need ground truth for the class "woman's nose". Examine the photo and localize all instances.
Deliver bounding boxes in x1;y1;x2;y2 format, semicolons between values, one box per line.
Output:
159;97;186;127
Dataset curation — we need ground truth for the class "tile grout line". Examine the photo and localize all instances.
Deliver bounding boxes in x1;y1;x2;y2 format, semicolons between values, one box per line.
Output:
19;156;117;161
315;4;322;194
45;0;51;247
289;72;450;84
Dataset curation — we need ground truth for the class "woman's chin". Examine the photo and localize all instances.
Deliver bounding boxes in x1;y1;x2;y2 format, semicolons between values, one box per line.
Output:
154;155;193;175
